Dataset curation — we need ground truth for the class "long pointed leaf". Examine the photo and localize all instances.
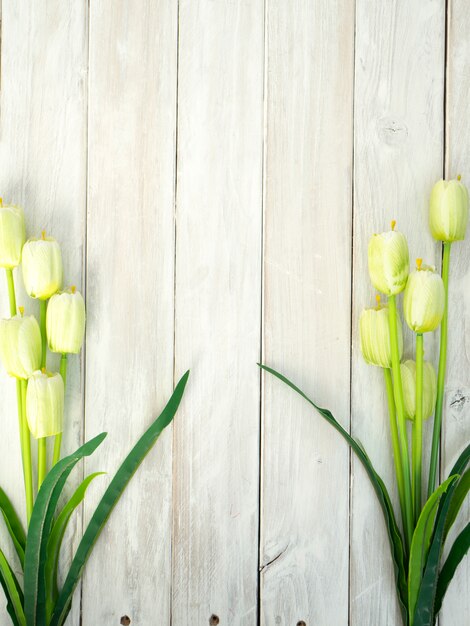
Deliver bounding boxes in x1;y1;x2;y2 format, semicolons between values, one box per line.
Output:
412;475;460;626
45;472;105;619
0;549;25;626
0;488;26;569
447;443;470;479
408;477;456;624
434;521;470;615
24;433;107;626
444;469;470;540
50;370;189;626
259;364;409;623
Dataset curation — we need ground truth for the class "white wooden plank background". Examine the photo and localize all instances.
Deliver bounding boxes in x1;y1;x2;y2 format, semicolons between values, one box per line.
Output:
0;1;468;625
262;1;353;624
441;1;470;623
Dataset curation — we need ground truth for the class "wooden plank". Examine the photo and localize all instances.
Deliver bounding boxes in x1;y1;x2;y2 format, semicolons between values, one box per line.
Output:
81;2;177;623
171;1;264;623
0;2;88;624
440;1;470;623
352;1;445;624
261;1;354;624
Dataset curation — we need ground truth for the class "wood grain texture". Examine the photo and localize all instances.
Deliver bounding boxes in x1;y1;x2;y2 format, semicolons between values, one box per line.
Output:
261;1;354;624
0;2;468;624
0;2;88;624
440;1;470;623
81;1;177;623
352;1;445;624
171;1;264;623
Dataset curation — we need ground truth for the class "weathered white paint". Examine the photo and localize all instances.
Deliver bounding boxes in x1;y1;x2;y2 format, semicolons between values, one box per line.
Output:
261;1;354;624
172;0;264;623
0;2;467;625
81;1;177;624
441;2;470;623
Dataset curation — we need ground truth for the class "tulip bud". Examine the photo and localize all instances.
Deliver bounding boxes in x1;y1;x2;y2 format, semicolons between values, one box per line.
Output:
368;222;410;295
26;370;64;439
0;202;26;268
429;177;469;242
0;313;42;379
401;359;437;421
359;297;403;368
22;233;63;300
46;287;86;354
403;260;445;333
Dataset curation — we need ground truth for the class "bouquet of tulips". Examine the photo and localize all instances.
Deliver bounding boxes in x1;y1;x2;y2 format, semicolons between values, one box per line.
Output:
261;178;470;626
0;201;188;625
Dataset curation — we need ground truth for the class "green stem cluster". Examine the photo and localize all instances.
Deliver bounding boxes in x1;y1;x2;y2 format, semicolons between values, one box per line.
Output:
388;294;413;550
383;368;407;531
428;242;451;497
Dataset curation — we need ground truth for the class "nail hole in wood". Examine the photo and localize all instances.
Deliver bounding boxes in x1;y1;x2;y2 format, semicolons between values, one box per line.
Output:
209;615;220;625
120;617;131;625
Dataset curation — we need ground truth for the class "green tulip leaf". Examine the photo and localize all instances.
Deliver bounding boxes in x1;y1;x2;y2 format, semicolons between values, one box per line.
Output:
444;469;470;540
446;443;470;483
0;487;26;569
408;476;456;624
435;521;470;615
259;364;409;624
412;474;460;626
23;432;107;626
45;472;105;620
50;370;189;626
0;548;25;626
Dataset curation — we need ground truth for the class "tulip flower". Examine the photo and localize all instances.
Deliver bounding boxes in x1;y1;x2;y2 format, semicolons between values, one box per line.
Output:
0;313;41;379
22;233;63;300
26;370;64;439
360;298;403;368
403;260;445;334
46;287;86;354
401;359;437;421
26;368;65;487
368;222;410;296
0;201;26;269
430;177;469;243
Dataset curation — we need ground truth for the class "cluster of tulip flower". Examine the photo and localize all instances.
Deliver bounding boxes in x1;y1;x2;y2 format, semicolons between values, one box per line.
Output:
359;177;468;549
261;176;469;626
0;201;85;523
0;202;187;626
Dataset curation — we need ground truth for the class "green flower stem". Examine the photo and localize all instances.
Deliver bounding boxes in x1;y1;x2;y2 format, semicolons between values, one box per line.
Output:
383;368;407;534
5;269;17;317
38;438;47;489
16;381;24;452
52;353;68;466
20;379;33;523
39;300;48;369
5;271;24;454
428;241;451;497
388;294;413;547
413;333;424;522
